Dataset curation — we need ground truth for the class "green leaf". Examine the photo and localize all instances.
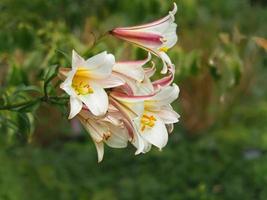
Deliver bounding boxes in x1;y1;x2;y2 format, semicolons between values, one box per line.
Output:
43;64;58;82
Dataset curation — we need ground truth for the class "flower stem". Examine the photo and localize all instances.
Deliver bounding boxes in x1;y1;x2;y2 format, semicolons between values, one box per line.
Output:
0;96;68;111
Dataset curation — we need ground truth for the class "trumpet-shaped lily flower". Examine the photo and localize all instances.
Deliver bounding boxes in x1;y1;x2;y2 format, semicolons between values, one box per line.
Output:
59;50;124;119
110;84;179;154
110;3;177;74
78;107;129;162
134;84;179;151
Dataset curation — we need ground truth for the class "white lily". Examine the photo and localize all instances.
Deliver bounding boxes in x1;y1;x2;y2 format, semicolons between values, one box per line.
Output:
133;84;179;152
78;107;129;162
110;3;178;74
111;84;179;154
60;50;124;119
110;84;179;154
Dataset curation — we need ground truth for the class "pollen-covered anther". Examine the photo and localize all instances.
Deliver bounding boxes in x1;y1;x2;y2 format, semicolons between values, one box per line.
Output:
72;81;94;95
140;114;157;132
103;131;111;140
159;46;169;53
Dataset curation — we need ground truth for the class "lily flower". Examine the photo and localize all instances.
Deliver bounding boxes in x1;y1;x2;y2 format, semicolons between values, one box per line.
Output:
110;84;180;154
109;3;178;74
78;106;129;162
59;50;124;119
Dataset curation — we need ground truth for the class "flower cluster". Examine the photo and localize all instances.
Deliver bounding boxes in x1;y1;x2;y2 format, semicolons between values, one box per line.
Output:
59;3;179;162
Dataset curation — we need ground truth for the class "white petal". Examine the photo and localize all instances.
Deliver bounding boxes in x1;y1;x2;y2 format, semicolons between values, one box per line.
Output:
84;51;108;68
112;73;153;96
146;84;179;108
158;51;173;74
85;52;115;79
122;101;144;118
113;54;150;82
130;128;146;155
162;23;178;49
166;124;174;134
94;142;104;163
68;97;83;119
72;50;85;69
78;116;103;142
94;74;125;88
79;84;108;116
142;142;152;153
60;69;77;96
157;106;180;124
105;125;129;148
113;62;145;82
134;113;168;149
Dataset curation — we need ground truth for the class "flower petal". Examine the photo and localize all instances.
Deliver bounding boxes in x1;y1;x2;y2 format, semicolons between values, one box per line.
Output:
78;115;104;143
85;52;115;79
157;106;180;124
68;96;83;119
166;123;174;134
118;3;177;31
110;29;164;48
144;62;156;78
105;125;129;148
114;54;151;82
72;50;85;69
152;72;174;89
130;129;147;155
79;83;108;116
60;68;77;96
94;74;125;88
158;51;173;74
94;141;104;163
146;84;179;108
134;113;168;149
110;89;155;103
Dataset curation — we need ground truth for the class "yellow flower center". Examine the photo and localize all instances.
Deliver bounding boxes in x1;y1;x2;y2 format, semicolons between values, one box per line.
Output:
72;68;94;95
140;114;157;132
159;46;169;53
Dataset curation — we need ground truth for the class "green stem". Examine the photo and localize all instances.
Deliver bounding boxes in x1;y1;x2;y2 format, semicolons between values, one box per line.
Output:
0;98;41;110
0;96;68;111
43;72;58;101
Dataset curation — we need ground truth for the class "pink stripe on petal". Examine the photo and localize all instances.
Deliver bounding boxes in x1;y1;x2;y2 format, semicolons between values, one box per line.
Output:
152;73;173;88
120;83;135;96
144;63;156;78
111;29;163;46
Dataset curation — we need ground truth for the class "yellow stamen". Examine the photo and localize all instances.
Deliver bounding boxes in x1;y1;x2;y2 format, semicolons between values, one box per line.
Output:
140;114;157;132
159;46;169;53
72;68;94;95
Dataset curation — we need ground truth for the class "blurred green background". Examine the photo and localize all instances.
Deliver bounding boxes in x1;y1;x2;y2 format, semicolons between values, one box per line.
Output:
0;0;267;199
